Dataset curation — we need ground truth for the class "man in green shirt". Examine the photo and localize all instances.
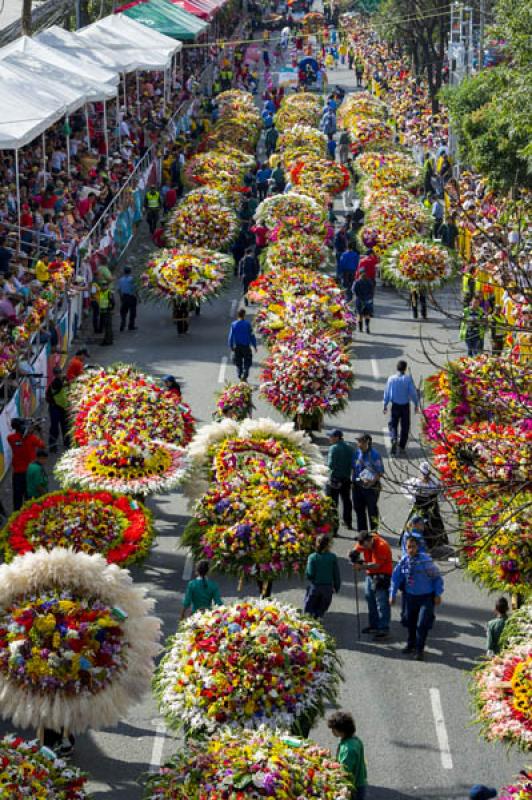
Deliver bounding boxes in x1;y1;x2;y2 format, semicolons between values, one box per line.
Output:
486;596;509;655
327;429;354;531
180;561;223;619
328;710;368;799
26;449;49;499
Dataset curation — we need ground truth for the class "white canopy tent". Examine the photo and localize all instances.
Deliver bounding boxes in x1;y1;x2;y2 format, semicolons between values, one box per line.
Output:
0;63;66;150
79;15;181;65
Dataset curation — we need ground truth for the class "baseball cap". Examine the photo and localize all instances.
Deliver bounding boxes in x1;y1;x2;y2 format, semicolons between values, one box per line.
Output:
419;461;431;475
163;375;175;383
469;787;497;800
328;429;343;438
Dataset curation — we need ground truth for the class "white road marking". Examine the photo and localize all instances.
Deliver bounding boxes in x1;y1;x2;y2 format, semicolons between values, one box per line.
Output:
230;298;238;317
371;358;380;379
218;356;228;383
149;721;167;772
429;688;453;770
182;553;193;581
382;426;391;452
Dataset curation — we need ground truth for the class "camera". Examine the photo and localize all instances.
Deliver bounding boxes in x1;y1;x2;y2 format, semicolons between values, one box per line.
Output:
348;549;362;565
12;417;45;436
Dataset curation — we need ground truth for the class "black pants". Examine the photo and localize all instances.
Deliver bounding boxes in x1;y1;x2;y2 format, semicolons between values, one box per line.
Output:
147;208;159;233
49;406;70;450
120;295;137;330
351;482;379;532
234;345;252;380
411;290;427;319
389;402;411;449
91;300;100;333
326;478;352;527
405;593;435;652
12;471;27;511
100;310;113;345
257;182;268;201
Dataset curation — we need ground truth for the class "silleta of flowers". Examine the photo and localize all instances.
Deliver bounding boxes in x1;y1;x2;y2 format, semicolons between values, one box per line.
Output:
260;333;353;418
213;382;254;421
143;727;353;800
166;188;239;251
154;600;341;735
381;238;456;289
275;99;322;132
253;291;354;346
471;641;532;751
0;490;154;567
338;91;385;125
347;116;393;150
278;124;328;159
55;436;188;497
254;192;326;231
203;119;261;155
142;247;233;304
183;151;250;192
0;735;90;799
291;157;350;198
265;236;335;273
0;549;160;733
499;771;532;800
460;494;532;597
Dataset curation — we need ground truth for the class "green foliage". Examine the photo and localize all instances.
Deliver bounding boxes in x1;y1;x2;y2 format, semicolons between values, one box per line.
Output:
491;0;532;67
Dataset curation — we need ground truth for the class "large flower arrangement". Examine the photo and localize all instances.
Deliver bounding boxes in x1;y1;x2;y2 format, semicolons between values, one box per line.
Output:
275;104;322;132
499;771;532;800
213;382;254;421
248;268;342;307
460;493;532;596
254;292;354;345
338;91;385;124
381;238;456;289
55;436;188;496
0;490;154;567
347;116;393;150
471;642;532;750
356;150;421;190
143;728;352;800
291;157;350;198
203;119;261;155
166;188;239;250
72;378;194;447
499;604;532;651
0;549;160;733
265;235;335;272
260;334;353;417
278;125;328;168
361;199;429;253
67;363;144;411
254;192;326;230
216;89;256;114
48;258;74;292
154;600;341;735
0;735;90;799
183;152;249;192
142;247;233;303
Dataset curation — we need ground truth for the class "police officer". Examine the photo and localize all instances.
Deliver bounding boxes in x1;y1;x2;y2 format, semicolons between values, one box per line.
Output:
97;280;115;346
145;186;161;234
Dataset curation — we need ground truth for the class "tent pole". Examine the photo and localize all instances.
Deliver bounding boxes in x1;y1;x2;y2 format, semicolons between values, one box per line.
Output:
66;115;71;176
123;72;127;111
42;132;46;188
85;104;91;149
173;52;177;89
15;148;21;239
163;68;167;111
136;70;141;117
103;100;110;171
116;94;121;147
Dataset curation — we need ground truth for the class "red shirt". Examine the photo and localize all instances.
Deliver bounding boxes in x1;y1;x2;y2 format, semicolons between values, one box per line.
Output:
356;254;378;282
355;534;393;576
7;432;45;473
251;225;268;248
66;356;84;382
165;188;177;211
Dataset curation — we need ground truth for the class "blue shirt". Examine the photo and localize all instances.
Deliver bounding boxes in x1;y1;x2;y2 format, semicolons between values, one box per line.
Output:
256;167;272;184
117;274;136;296
327;139;337;158
352;447;384;482
263;100;275;114
338;250;359;274
383;373;418;409
390;552;444;598
228;318;257;348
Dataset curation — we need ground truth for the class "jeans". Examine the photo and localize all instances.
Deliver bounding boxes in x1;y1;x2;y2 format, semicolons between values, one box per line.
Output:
341;270;355;301
389;402;411;449
326;477;352;527
365;574;390;631
352;483;379;532
466;332;482;357
234;345;252;379
405;593;435;652
49;406;70;450
120;295;137;330
12;471;27;511
304;584;334;618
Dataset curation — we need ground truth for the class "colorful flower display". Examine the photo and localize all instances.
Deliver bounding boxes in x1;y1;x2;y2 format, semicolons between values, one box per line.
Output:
216;89;257;114
499;604;532;652
0;490;154;567
56;436;188;496
254;192;326;231
144;727;352;800
356;150;421;190
347;116;393;150
275;103;322;132
264;236;335;272
166;188;239;251
338;91;385;125
0;548;160;732
203;119;261;155
213;382;254;421
260;333;353;418
253;290;354;345
0;735;90;799
154;600;341;735
471;642;532;750
142;247;233;303
291;157;350;198
184;152;250;192
277;125;328;169
381;238;456;289
499;771;532;800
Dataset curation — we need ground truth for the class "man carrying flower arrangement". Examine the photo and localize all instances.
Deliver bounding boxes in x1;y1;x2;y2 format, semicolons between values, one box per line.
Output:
351;434;384;533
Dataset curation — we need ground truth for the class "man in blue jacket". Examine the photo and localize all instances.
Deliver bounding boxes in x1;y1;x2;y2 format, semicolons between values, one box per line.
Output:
390;536;444;660
228;308;257;381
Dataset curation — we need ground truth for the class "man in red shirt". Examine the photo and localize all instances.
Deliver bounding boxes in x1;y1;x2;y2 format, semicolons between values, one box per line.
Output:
66;348;90;382
352;531;393;639
356;248;379;286
7;418;45;510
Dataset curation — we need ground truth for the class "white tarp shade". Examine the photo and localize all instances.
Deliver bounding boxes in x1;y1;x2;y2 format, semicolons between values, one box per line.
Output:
0;36;118;103
81;15;181;63
0;62;66;149
0;59;90;117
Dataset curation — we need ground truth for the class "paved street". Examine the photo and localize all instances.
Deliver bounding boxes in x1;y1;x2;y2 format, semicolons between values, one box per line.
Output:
0;58;523;800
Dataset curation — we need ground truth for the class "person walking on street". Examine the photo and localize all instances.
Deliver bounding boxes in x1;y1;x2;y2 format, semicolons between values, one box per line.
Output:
351;434;384;533
26;448;49;499
338;243;359;301
423;153;434;197
486;596;509;656
461;296;486;357
390;535;444;660
8;418;45;510
353;269;374;332
228;308;257;381
352;530;393;639
118;266;138;331
256;163;272;201
97;280;115;346
489;304;506;355
327;711;368;800
303;534;341;619
383;360;419;454
239;247;260;306
431;195;444;239
180;560;223;619
145;186;161;234
410;287;427;319
45;367;70;452
402;462;446;550
326;429;353;531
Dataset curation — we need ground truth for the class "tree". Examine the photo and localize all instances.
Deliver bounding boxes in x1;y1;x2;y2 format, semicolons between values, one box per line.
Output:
21;0;32;35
